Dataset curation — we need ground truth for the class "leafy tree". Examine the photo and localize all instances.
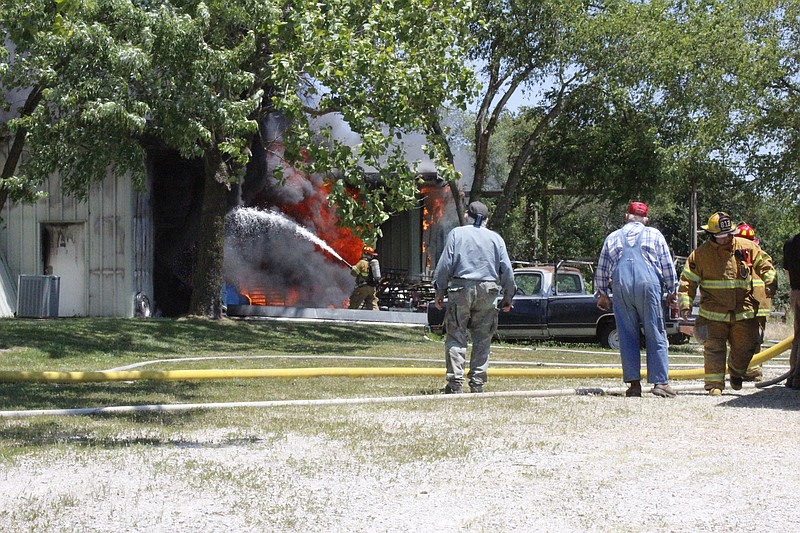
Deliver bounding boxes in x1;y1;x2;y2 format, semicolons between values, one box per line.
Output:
439;0;800;247
1;0;474;317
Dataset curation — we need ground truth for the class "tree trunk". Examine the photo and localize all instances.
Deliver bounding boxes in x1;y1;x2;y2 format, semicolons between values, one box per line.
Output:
427;116;466;225
0;86;43;213
491;90;567;230
189;148;229;318
541;196;550;261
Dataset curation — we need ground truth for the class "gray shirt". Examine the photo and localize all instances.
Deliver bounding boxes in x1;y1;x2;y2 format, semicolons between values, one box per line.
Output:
433;224;516;303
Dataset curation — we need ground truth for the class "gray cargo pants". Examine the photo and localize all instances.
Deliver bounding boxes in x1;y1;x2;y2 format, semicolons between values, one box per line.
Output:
444;279;500;387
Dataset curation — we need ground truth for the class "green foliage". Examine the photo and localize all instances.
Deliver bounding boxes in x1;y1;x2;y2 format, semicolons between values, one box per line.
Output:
1;0;474;228
1;0;476;315
463;1;800;267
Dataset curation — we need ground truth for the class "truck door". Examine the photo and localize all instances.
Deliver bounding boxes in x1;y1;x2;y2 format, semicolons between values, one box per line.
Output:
498;271;548;339
546;272;602;338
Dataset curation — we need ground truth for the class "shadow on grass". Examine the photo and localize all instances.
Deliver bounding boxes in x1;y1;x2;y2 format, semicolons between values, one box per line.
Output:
0;419;267;449
0;381;276;448
0;381;205;411
0;317;424;360
718;385;800;411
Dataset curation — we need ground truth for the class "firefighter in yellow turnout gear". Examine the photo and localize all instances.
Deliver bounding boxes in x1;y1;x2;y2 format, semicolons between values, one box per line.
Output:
349;246;381;310
679;212;777;395
734;223;770;381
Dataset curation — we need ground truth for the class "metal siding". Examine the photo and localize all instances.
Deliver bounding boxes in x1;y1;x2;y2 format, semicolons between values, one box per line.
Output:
87;180;102;315
0;168;141;317
378;207;422;276
409;207;422;277
116;174;134;317
88;175;129;316
0;252;16;317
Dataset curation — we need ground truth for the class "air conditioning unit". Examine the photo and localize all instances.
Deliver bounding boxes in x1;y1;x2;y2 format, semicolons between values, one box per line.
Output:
17;275;60;318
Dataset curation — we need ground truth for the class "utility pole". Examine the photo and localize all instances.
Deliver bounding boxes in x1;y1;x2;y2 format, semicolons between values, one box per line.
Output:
690;178;698;251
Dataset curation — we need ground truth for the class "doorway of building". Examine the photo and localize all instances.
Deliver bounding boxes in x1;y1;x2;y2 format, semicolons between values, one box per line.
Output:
42;222;86;316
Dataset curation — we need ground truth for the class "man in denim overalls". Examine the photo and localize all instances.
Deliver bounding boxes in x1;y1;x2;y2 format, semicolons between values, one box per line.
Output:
595;202;679;398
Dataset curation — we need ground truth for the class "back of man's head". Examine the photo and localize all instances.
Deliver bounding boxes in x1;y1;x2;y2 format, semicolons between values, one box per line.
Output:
625;201;649;225
467;201;489;227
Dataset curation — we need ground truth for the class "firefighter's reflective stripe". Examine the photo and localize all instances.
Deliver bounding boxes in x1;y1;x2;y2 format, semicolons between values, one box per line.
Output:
698;308;757;321
699;279;761;290
679;237;776;323
728;362;749;375
682;268;701;283
705;372;725;382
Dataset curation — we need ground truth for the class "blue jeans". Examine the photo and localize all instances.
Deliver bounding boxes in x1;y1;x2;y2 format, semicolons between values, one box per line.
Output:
612;279;670;385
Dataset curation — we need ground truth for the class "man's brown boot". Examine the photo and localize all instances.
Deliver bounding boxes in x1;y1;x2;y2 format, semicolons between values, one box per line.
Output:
652;383;678;398
625;380;642;397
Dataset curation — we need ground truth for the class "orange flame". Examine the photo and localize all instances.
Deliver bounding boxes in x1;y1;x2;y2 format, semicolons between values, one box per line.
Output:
420;184;448;270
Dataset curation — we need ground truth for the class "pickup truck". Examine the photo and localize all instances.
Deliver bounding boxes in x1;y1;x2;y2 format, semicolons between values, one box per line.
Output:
427;262;686;349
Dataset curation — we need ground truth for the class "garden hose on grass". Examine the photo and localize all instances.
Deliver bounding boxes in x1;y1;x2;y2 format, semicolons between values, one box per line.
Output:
0;336;792;384
0;337;791;418
0;382;716;418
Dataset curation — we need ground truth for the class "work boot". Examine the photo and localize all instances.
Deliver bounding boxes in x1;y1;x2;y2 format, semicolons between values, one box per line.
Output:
730;376;743;391
708;388;722;396
742;369;762;382
625;380;642;397
469;383;484;393
651;383;677;398
443;382;463;394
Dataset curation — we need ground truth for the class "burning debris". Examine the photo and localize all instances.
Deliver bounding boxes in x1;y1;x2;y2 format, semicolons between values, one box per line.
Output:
222;112;367;309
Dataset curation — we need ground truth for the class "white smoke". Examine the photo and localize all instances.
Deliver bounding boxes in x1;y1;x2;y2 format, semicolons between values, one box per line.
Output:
224;208;353;308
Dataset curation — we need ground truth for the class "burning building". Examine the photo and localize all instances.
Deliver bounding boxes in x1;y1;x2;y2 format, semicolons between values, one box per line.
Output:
0;108;467;317
0;24;482;318
222;113;458;313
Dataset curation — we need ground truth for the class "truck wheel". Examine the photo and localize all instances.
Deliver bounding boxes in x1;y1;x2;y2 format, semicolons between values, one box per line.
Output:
668;333;689;345
600;323;620;350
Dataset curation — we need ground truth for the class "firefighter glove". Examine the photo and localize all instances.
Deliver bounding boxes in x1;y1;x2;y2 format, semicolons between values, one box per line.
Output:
765;283;777;299
680;308;691;320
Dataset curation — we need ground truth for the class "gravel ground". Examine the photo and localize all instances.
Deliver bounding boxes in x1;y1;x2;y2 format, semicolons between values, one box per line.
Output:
2;374;800;533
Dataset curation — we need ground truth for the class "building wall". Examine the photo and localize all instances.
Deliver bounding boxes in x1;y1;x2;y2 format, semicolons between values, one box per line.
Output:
0;160;154;317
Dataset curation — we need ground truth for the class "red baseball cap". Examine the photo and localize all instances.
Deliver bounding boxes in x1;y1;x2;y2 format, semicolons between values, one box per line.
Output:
627;201;649;217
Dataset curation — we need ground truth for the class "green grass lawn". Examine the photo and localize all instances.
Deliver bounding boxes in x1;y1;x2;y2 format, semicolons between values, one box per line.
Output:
0;315;790;456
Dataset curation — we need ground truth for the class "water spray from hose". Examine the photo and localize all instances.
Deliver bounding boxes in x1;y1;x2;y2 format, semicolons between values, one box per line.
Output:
228;207;353;267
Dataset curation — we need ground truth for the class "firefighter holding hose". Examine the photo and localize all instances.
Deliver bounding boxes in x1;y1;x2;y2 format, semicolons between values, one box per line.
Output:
679;212;777;395
348;245;382;310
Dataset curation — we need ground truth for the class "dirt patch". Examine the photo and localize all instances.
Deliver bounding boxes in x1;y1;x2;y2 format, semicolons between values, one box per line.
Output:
1;379;799;532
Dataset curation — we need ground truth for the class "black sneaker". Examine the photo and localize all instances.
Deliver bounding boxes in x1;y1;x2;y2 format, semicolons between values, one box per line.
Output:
730;376;743;391
443;383;463;394
469;384;484;393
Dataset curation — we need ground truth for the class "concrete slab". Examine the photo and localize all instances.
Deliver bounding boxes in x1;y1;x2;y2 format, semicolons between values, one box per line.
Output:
226;305;429;325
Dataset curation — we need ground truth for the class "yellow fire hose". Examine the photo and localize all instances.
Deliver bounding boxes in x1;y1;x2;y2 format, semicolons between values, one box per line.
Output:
0;336;792;384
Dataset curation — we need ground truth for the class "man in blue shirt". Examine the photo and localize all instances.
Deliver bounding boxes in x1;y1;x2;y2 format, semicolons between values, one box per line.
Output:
433;201;516;394
595;201;679;398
